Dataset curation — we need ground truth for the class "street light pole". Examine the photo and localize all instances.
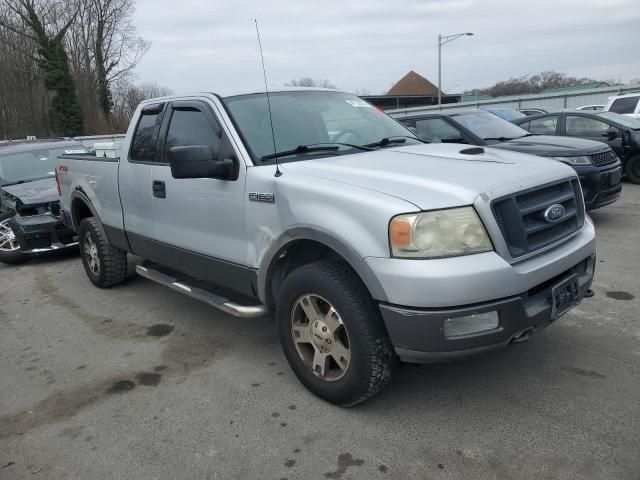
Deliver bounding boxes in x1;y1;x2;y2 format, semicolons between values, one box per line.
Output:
438;34;442;107
437;32;473;107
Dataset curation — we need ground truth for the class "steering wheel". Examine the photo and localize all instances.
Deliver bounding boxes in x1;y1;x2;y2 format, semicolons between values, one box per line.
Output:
332;129;363;144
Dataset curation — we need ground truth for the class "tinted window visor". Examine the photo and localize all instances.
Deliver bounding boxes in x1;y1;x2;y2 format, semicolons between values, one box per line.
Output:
452;112;529;142
222;91;420;164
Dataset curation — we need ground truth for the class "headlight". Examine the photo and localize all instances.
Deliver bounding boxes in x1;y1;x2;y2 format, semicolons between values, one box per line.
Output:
389;207;493;259
548;156;592;165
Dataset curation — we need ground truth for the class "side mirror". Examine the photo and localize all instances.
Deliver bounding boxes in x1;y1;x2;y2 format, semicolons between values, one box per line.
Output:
168;145;234;180
601;129;618;140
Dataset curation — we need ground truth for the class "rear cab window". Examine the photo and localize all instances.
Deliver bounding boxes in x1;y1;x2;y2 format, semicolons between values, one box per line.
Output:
130;104;164;162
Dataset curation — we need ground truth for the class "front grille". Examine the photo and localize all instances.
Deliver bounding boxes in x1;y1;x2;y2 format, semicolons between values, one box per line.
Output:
492;179;585;258
591;150;617;167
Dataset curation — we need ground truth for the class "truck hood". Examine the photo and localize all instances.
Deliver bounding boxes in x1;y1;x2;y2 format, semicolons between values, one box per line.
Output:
490;135;609;157
1;177;58;205
282;143;576;210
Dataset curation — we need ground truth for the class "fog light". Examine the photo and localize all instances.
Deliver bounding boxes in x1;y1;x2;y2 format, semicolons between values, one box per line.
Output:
443;311;499;338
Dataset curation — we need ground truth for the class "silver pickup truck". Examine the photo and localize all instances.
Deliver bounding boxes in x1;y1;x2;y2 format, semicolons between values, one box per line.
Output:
57;88;596;406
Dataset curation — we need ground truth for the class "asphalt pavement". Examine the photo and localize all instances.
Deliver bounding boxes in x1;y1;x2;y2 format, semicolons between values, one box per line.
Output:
1;184;639;480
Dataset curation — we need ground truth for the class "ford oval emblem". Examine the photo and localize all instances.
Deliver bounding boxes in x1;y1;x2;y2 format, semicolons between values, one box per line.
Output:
544;204;565;223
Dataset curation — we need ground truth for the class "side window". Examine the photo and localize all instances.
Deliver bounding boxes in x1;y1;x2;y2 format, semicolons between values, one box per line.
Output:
528;116;558;135
566;116;612;136
130;110;161;162
519;121;531;131
164;108;221;162
414;118;463;143
609;97;639;114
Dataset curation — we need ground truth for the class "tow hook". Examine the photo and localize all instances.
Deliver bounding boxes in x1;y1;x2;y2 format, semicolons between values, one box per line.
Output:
511;327;535;344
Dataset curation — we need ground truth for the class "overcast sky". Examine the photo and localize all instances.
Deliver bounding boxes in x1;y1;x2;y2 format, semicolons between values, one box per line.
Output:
131;0;640;95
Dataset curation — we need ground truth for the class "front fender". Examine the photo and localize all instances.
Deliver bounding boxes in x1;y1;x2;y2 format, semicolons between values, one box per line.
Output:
257;227;388;305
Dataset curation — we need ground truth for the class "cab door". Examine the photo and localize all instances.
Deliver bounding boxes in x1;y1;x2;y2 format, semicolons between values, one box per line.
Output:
118;103;166;248
149;99;251;295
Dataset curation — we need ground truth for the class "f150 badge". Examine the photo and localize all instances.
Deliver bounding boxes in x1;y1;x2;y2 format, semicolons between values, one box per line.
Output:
249;192;275;203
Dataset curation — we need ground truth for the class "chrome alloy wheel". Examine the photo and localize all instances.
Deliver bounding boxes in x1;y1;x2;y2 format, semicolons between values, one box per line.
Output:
83;232;100;275
290;294;351;381
0;218;20;252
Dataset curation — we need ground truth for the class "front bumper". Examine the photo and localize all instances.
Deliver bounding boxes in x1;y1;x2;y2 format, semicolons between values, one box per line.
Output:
380;254;595;363
8;213;77;254
574;162;622;210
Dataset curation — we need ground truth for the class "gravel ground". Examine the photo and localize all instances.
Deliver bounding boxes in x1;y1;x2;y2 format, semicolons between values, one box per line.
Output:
0;184;639;480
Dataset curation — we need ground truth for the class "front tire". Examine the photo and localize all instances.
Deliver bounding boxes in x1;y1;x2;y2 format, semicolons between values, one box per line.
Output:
0;211;29;265
625;156;640;184
78;217;127;288
276;261;394;407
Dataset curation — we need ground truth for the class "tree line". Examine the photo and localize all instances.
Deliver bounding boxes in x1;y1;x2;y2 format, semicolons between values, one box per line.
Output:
0;0;171;139
465;70;626;98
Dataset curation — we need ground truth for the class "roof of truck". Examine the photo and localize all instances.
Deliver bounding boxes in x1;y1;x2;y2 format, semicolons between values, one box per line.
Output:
138;87;342;105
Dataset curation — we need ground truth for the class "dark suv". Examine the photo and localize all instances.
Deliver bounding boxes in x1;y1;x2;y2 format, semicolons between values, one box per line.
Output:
397;110;622;210
512;111;640;184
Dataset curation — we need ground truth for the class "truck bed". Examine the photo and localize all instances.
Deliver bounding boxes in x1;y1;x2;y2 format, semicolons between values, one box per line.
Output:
56;153;124;232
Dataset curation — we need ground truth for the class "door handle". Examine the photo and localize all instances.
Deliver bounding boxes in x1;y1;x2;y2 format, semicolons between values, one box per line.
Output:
152;180;166;198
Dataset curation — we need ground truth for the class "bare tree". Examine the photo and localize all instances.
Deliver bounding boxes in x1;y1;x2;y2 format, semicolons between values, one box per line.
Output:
285;77;337;89
0;0;151;137
353;88;371;96
67;0;150;130
0;0;84;136
111;79;172;131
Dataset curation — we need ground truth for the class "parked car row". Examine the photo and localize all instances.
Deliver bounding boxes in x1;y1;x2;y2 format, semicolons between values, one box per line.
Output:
396;110;623;209
513;111;640;183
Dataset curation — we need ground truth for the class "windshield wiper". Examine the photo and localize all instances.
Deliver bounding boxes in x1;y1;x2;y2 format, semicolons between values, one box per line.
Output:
363;135;428;149
482;137;516;142
260;143;372;162
363;137;406;148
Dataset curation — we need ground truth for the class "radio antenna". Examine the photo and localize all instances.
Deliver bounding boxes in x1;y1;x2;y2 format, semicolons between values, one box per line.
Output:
254;19;281;177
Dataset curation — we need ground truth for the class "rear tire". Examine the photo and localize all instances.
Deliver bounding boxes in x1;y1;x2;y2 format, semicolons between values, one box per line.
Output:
276;261;394;407
625;156;640;184
78;217;127;288
0;211;29;265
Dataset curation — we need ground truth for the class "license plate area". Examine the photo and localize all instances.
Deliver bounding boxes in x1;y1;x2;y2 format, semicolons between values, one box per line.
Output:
607;168;622;186
551;274;580;320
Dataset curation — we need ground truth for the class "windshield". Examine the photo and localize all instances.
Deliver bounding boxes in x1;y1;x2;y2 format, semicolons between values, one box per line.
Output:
0;145;86;185
452;112;530;142
597;111;640;130
223;91;420;164
482;108;526;121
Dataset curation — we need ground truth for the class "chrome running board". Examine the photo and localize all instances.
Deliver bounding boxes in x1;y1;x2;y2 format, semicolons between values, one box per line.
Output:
136;263;268;318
